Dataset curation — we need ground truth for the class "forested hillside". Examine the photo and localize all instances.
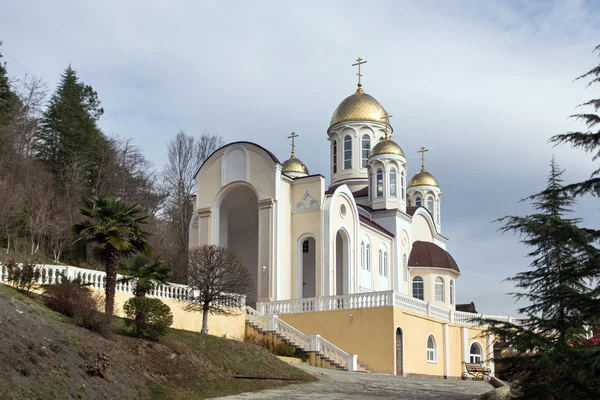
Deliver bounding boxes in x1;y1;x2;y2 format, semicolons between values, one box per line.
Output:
0;42;222;281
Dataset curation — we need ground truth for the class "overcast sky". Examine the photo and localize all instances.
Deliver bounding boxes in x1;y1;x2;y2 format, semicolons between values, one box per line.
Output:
2;0;599;316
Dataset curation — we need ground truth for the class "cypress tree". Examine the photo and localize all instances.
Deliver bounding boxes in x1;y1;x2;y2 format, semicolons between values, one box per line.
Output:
485;159;600;399
34;65;104;191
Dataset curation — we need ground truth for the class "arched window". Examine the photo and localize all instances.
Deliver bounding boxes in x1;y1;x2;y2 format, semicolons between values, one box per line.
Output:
332;140;338;174
401;170;405;198
436;199;440;224
450;280;454;305
378;249;383;275
344;135;352;169
427;335;437;362
360;241;365;270
412;277;424;300
376;168;384;197
361;135;370;168
469;343;483;364
415;196;422;207
403;253;408;282
427;196;434;213
366;244;371;271
383;252;388;277
435;277;444;302
389;167;397;197
368;169;372;200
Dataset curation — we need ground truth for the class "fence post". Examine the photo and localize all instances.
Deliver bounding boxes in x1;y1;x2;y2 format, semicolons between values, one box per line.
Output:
347;354;358;372
426;302;432;316
309;334;320;352
267;314;278;331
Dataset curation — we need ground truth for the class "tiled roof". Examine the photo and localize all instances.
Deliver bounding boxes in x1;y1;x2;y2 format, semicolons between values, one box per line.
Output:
408;241;460;273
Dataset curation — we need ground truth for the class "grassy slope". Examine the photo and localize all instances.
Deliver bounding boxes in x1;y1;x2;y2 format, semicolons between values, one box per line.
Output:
0;284;314;399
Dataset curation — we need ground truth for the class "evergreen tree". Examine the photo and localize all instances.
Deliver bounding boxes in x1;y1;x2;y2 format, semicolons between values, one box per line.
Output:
485;159;600;399
34;65;104;191
550;44;600;197
0;43;19;126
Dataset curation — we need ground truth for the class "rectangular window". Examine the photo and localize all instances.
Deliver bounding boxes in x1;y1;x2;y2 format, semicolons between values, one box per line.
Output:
344;136;352;169
333;141;338;174
302;240;309;253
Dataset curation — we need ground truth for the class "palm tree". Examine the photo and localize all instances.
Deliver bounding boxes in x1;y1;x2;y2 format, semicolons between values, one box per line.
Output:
118;252;173;297
74;196;152;320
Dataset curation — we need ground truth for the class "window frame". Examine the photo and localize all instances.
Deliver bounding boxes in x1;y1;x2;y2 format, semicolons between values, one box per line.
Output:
403;253;408;282
427;196;434;213
302;239;309;253
343;135;352;170
361;134;370;168
360;241;365;270
401;170;405;199
376;168;384;197
427;334;437;363
366;243;371;272
389;167;397;197
332;140;338;174
412;276;424;300
378;249;383;276
469;342;483;364
435;277;445;302
383;251;388;277
415;196;422;207
450;280;454;305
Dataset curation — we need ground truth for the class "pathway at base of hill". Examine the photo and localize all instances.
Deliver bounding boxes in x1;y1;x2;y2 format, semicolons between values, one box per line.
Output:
213;364;492;400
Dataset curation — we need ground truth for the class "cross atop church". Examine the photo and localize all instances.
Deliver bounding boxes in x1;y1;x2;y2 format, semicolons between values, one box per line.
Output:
417;146;429;171
380;112;393;139
288;131;299;158
352;57;367;86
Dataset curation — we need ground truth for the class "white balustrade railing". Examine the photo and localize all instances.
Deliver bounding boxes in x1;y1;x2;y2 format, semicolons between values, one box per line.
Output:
257;290;517;327
0;263;244;308
246;307;358;371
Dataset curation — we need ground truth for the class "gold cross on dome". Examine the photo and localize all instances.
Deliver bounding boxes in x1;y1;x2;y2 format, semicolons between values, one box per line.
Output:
417;146;429;171
287;131;299;157
380;112;393;139
352;57;367;86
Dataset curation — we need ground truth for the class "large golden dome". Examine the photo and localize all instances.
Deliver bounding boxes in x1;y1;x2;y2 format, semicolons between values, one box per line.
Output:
408;170;439;188
282;156;309;176
370;137;404;157
330;85;388;128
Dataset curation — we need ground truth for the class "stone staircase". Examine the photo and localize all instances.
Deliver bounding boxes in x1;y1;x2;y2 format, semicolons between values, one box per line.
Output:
246;307;367;372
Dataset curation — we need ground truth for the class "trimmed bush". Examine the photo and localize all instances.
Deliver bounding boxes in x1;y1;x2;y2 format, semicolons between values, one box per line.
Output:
4;262;41;292
123;297;173;340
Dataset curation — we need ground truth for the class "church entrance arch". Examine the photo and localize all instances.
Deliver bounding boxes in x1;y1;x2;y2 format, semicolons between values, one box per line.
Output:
217;184;259;302
396;327;404;376
334;229;350;295
297;236;316;298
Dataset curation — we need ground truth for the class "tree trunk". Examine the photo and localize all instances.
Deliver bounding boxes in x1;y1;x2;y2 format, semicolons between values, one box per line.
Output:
104;245;119;322
201;305;209;334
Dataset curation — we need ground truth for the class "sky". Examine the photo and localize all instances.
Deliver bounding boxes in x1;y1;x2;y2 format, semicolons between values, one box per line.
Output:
1;0;599;316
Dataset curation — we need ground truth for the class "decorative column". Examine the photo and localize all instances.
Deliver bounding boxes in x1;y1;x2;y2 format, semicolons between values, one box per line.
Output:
258;198;275;301
196;207;211;246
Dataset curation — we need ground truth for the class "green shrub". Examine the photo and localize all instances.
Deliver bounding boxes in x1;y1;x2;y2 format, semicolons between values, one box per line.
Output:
4;262;41;292
123;297;173;340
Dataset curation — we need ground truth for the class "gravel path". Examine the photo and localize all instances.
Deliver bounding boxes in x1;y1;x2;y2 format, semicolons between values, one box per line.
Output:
213;365;492;400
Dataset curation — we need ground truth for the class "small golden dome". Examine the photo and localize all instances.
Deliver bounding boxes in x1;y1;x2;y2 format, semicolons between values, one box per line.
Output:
330;85;388;128
408;170;439;188
370;137;404;157
282;156;309;176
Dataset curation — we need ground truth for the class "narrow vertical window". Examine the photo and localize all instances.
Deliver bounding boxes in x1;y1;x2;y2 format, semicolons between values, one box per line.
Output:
403;253;408;282
332;140;338;174
376;168;383;197
378;250;383;275
366;244;371;271
344;135;352;169
427;196;434;213
450;280;454;305
415;196;422;207
437;199;440;224
401;170;405;199
383;252;388;277
427;335;437;362
435;277;444;302
360;241;365;270
389;167;397;197
361;135;370;168
302;239;309;253
412;277;424;300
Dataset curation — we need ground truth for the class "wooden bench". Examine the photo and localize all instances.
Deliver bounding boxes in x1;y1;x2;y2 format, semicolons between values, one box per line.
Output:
461;361;492;381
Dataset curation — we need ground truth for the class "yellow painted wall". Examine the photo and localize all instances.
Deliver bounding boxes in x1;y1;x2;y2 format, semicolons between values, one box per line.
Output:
280;307;395;374
111;292;246;339
448;324;464;377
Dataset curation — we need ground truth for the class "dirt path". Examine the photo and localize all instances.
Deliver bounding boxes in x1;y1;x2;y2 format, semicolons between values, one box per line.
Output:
213;365;492;400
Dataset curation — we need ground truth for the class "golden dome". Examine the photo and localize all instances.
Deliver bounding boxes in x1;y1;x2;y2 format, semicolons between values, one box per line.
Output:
370;137;404;157
408;170;439;188
282;156;309;176
330;85;388;128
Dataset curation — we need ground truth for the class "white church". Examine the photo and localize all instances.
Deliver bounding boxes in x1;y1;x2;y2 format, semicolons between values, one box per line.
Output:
189;60;499;377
